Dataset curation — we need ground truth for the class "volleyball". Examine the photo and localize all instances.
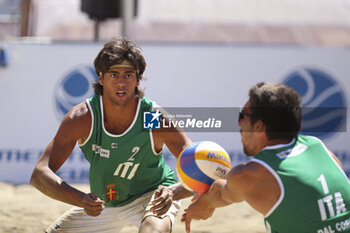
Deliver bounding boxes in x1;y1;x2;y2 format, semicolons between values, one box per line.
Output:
176;141;231;194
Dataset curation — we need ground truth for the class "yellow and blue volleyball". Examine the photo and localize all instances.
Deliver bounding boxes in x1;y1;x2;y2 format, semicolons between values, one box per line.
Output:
177;141;231;194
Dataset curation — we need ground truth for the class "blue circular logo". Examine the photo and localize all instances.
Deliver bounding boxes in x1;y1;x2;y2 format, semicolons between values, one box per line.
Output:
282;67;347;139
54;64;98;120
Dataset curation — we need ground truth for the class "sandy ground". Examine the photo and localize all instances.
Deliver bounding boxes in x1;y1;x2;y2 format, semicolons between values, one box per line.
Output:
0;182;266;233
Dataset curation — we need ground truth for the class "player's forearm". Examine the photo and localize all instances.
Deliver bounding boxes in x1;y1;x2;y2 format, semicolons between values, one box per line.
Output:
30;166;86;207
204;179;233;208
169;183;194;200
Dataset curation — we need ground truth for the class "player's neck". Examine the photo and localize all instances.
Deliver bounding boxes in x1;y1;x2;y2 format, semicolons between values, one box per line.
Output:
253;136;293;154
102;96;139;133
266;138;293;147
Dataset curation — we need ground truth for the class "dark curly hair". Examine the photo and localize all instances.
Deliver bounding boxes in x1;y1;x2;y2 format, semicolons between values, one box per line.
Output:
248;82;302;140
93;36;146;97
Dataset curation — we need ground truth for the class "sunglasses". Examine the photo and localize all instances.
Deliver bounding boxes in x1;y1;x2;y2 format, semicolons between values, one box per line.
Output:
238;110;255;122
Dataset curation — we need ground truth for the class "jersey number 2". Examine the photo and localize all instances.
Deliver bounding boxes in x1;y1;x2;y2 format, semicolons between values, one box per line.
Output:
113;147;140;180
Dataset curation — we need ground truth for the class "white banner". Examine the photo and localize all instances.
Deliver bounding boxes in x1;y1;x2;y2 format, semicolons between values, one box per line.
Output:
0;43;349;184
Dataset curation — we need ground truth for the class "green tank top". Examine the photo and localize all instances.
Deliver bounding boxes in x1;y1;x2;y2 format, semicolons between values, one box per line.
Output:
79;95;176;207
253;135;350;233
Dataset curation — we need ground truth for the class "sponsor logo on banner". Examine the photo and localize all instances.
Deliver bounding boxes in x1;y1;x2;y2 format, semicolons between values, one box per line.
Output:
54;64;98;120
282;67;347;139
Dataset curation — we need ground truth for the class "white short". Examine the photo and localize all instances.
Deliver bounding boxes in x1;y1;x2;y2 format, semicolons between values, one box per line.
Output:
46;191;181;233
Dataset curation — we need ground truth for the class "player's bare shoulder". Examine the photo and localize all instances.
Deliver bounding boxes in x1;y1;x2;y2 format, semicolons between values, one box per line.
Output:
59;101;92;143
228;161;272;189
230;161;259;177
68;101;91;121
230;161;281;202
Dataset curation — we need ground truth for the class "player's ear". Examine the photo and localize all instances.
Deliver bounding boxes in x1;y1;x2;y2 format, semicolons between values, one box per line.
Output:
255;120;265;132
98;73;104;86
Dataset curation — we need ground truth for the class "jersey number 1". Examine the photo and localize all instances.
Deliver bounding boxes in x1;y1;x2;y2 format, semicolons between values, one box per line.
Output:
316;174;346;221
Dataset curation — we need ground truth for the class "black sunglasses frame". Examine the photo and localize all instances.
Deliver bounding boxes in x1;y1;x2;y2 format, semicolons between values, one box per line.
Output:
238;110;256;122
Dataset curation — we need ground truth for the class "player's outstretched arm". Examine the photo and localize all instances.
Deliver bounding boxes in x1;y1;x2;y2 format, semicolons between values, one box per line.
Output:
182;161;282;232
150;110;194;215
180;178;235;233
181;164;252;233
30;102;105;216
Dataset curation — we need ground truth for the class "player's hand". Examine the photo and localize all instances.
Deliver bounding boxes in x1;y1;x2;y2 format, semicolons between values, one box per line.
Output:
81;193;105;217
182;212;193;233
181;194;215;233
150;185;174;217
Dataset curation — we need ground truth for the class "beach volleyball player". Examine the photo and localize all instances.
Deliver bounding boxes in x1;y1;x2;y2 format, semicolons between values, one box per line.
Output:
183;82;350;233
30;37;194;233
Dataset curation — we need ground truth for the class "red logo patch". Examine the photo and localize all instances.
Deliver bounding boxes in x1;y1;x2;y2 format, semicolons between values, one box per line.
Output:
106;184;117;201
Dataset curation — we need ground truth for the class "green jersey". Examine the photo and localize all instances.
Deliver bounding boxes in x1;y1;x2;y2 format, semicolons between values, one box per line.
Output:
252;135;350;233
79;95;176;207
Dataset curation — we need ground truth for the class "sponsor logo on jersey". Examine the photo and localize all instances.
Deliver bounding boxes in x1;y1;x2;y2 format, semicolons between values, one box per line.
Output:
92;144;110;158
106;184;117;201
276;143;308;159
276;150;291;159
111;142;118;149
